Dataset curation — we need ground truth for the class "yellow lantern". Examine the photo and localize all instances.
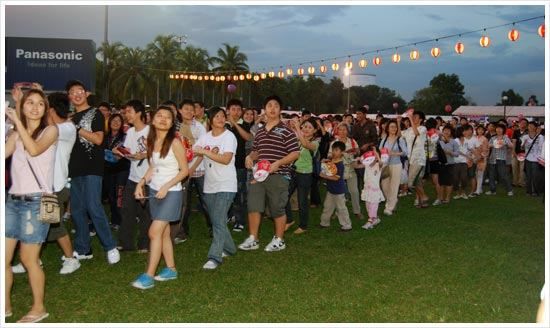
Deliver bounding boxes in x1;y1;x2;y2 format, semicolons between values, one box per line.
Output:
253;75;260;81
409;50;420;61
538;23;545;38
430;47;441;58
210;75;215;80
358;58;368;68
278;70;285;78
319;64;327;73
297;67;304;75
233;75;239;81
215;76;220;82
204;75;209;81
169;74;174;79
307;66;315;74
239;74;245;81
246;73;252;80
220;76;226;81
286;67;293;76
268;71;275;78
508;29;519;42
391;53;401;63
372;56;381;66
479;35;490;47
260;73;267;79
183;74;189;80
331;62;339;71
345;59;353;70
455;42;464;54
198;75;203;81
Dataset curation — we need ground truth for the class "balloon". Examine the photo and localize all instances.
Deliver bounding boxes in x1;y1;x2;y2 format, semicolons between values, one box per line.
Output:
445;104;452;113
392;102;399;109
227;83;237;93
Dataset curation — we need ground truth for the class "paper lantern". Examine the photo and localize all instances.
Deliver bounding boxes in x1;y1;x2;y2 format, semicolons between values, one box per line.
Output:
210;75;215;80
307;66;315;74
359;58;368;68
297;67;305;75
215;76;220;81
372;56;382;66
538;24;545;38
508;29;520;42
268;71;275;78
278;70;285;78
320;64;327;73
455;42;464;54
286;67;293;76
227;84;237;93
331;62;340;71
246;73;252;80
233;75;239;81
239;74;245;81
197;76;203;81
253;75;260;81
183;74;189;79
391;53;400;63
260;73;267;79
445;104;452;113
204;75;209;81
345;60;353;69
220;76;225;81
409;50;420;61
479;35;490;47
431;47;441;58
169;74;174;79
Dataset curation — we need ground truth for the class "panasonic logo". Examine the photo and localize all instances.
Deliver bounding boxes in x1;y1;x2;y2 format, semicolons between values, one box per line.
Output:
16;49;83;61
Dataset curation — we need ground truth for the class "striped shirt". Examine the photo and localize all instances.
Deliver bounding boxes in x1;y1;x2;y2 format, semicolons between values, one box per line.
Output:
253;121;300;177
488;135;512;164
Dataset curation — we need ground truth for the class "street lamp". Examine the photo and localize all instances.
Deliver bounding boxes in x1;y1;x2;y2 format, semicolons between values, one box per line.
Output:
502;95;509;120
344;67;351;112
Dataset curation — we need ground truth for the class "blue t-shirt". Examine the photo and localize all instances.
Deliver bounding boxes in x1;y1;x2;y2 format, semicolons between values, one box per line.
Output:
327;161;346;195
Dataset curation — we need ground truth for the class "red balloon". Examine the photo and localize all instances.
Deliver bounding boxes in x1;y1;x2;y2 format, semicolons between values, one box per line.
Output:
392;102;399;109
227;83;237;93
445;104;452;113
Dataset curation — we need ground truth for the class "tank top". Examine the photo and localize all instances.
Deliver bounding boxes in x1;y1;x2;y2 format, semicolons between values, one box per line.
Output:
9;132;56;195
148;146;182;191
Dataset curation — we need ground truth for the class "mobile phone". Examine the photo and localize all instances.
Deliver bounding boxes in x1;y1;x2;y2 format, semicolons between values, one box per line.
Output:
14;82;33;90
116;146;132;156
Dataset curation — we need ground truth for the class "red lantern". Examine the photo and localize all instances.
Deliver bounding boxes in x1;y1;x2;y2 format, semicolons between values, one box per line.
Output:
372;56;382;66
479;35;490;47
455;42;464;54
538;24;545;38
431;47;441;58
508;29;520;42
445;104;452;113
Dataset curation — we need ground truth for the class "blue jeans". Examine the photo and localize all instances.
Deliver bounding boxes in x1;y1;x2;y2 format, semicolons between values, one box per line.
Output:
488;160;512;193
71;175;116;253
285;173;313;229
229;168;248;226
179;176;211;238
203;192;236;264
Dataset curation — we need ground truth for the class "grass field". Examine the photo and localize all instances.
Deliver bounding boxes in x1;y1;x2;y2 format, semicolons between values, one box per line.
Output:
6;185;546;323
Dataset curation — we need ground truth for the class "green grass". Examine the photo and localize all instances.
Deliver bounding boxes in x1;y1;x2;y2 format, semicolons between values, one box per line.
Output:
7;185;545;323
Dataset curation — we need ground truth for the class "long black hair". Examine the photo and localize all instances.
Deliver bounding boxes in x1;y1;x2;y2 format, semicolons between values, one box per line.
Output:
147;106;177;160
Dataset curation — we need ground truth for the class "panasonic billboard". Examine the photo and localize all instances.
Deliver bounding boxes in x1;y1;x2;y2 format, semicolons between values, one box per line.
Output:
6;37;96;91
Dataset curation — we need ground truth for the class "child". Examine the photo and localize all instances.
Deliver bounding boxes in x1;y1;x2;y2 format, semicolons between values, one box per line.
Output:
361;147;385;230
319;141;352;231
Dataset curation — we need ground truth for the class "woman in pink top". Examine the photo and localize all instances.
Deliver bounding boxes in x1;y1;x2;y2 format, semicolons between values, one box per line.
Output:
5;89;58;323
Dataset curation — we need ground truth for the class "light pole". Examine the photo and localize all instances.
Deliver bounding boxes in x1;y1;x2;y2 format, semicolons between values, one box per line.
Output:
502;95;508;120
344;67;351;112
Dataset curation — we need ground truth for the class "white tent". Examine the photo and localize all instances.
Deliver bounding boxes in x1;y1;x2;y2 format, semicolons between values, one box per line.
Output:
452;106;545;118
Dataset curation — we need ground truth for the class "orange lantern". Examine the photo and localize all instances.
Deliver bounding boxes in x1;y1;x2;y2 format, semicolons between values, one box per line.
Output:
359;58;368;68
455;42;464;54
197;76;203;81
215;76;220;82
331;62;340;71
391;53;400;63
183;74;189;79
210;75;215;80
239;74;245;81
538;23;545;38
232;75;239;81
409;50;420;61
204;75;209;81
320;64;327;73
431;47;441;58
307;66;315;74
253;75;260;81
260;73;267;79
286;67;293;76
479;35;490;47
345;60;353;69
220;76;225;81
372;56;382;66
246;73;252;80
297;67;304;75
508;29;520;42
278;70;285;78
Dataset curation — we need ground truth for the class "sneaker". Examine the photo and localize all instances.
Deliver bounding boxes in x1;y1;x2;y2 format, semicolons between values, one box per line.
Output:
110;224;119;231
238;235;259;251
414;199;419;206
11;260;44;274
227;215;236;224
59;257;80;275
107;248;120;265
89;230;96;237
174;236;188;244
372;217;381;226
264;236;286;252
137;249;148;254
222;252;230;258
461;194;469;200
203;260;219;270
232;223;244;232
362;222;374;230
73;250;93;260
383;209;393;216
154;267;177;281
432;199;442;206
453;195;462;200
485;191;496;195
507;191;514;196
131;273;155;290
467;193;477;198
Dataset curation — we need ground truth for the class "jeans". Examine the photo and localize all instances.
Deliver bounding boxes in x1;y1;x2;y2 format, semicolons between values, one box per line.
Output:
203;192;236;264
488;160;512;193
310;173;321;206
285;173;313;229
228;168;248;226
524;160;544;195
119;180;152;250
70;175;116;253
172;176;212;239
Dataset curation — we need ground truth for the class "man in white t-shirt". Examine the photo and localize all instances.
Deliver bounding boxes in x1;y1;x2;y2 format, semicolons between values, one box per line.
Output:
520;121;544;197
114;100;151;252
400;110;428;208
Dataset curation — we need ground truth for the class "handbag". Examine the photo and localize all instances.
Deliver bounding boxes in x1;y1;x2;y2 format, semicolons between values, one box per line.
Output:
26;158;60;224
380;165;391;180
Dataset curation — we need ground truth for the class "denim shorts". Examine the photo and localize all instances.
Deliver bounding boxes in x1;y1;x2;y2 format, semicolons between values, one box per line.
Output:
5;194;50;244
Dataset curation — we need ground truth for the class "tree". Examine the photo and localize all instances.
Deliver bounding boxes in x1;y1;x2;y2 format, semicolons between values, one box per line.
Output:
145;35;180;103
210;43;249;72
497;89;524;106
113;47;152;102
409;73;469;114
325;77;345;113
97;41;126;101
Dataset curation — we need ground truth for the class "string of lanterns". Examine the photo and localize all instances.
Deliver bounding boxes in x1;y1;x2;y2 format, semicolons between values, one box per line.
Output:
168;16;545;82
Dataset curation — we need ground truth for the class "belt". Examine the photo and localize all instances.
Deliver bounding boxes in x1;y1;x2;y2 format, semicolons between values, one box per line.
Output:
10;194;42;201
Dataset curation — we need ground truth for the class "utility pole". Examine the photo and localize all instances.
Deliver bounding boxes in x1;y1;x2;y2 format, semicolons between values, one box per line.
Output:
103;5;109;101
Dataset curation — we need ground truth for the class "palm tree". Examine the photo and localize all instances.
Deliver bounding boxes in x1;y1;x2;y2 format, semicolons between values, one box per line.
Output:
145;35;180;103
97;41;125;101
175;46;212;101
113;47;152;101
210;43;249;72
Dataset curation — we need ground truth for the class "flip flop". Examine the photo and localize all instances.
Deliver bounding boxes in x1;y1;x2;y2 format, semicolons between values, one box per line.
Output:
17;312;49;323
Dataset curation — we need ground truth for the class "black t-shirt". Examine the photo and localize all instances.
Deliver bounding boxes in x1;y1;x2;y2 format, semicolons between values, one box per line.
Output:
227;121;251;169
69;107;105;177
512;129;528;153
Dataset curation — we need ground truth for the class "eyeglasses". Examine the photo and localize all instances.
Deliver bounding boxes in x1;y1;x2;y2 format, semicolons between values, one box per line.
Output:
69;90;86;96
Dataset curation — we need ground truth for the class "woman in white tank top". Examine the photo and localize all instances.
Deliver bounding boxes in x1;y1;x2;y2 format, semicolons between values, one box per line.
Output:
5;88;58;323
131;106;188;290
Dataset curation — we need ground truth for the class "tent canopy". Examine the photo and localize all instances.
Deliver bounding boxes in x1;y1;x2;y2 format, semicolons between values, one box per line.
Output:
452;106;545;118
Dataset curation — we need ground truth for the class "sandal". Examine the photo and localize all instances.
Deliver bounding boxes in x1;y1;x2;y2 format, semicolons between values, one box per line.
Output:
17;312;49;323
6;310;12;318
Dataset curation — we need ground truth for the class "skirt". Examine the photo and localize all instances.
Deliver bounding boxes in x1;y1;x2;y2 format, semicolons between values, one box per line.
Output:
148;188;183;222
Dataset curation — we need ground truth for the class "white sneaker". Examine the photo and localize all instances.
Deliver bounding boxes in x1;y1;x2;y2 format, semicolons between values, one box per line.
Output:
222;252;229;258
485;191;495;195
73;250;93;260
107;248;120;265
59;258;81;275
507;191;514;196
413;199;419;206
362;222;374;230
453;195;462;200
461;194;469;200
202;260;219;270
432;199;442;206
12;259;43;273
264;236;286;252
383;209;393;216
238;235;259;251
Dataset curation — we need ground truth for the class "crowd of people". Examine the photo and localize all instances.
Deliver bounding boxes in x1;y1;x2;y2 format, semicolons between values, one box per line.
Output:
4;80;545;322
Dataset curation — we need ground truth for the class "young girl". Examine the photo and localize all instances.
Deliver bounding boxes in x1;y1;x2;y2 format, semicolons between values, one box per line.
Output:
132;106;188;289
285;117;319;234
5;89;58;323
193;107;238;270
361;147;385;230
473;125;489;195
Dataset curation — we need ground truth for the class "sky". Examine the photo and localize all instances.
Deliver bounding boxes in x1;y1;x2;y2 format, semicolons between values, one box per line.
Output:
4;3;547;105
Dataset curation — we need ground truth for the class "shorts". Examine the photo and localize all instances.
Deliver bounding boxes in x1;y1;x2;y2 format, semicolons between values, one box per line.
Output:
47;187;70;242
439;164;455;186
428;160;441;175
467;163;477;178
248;174;290;218
407;164;425;188
5;194;50;244
149;189;183;222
